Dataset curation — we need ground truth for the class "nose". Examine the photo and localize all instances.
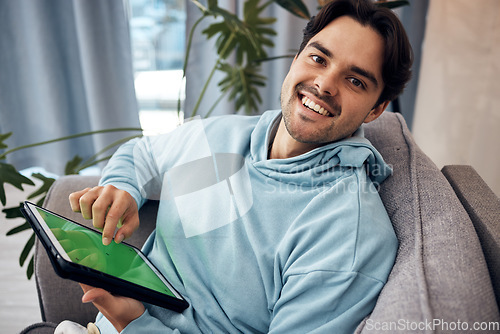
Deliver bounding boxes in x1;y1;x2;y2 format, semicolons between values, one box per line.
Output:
313;70;339;97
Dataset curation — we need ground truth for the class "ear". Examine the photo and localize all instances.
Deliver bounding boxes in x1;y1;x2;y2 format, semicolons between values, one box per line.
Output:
364;100;390;124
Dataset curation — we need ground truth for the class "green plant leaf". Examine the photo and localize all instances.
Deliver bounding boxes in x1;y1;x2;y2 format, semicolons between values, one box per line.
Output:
190;0;281;115
73;134;141;175
28;173;55;204
243;0;276;60
2;203;24;219
0;162;35;206
7;221;31;236
207;0;218;11
65;155;84;175
0;132;12;151
218;62;267;114
0;128;142;160
0;127;140;280
190;0;210;14
274;0;310;19
19;232;35;267
26;255;34;280
3;202;36;279
202;0;276;65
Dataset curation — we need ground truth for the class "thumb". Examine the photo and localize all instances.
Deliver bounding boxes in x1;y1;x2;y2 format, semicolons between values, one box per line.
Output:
81;284;110;304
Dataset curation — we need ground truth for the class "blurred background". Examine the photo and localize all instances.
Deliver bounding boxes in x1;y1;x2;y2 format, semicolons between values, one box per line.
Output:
0;0;499;332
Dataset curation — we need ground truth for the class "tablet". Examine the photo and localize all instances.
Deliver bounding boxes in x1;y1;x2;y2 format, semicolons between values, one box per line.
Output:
21;201;188;312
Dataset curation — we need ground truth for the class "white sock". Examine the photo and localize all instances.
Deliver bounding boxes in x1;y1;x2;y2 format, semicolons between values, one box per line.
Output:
55;320;100;334
54;320;88;334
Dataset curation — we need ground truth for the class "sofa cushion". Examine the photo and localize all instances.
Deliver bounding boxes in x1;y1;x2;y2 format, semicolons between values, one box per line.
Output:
357;112;500;332
19;322;57;334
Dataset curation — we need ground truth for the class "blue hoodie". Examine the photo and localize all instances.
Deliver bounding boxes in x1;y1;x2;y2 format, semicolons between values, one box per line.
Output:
96;110;397;333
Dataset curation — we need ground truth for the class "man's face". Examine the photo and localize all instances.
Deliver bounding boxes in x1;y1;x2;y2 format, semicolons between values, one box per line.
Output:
280;15;388;145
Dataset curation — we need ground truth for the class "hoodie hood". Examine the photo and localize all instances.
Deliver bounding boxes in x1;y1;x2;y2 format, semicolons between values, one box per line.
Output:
250;110;392;187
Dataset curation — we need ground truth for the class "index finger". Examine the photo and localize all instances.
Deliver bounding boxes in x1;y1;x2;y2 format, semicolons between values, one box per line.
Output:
100;201;130;246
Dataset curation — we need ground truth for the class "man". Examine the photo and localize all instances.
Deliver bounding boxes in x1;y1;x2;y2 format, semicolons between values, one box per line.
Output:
63;0;412;332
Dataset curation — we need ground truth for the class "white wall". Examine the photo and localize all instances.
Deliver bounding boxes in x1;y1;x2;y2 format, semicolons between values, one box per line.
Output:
413;0;500;196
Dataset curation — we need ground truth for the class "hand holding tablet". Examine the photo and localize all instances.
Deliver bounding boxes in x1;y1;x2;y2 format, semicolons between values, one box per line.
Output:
21;201;189;312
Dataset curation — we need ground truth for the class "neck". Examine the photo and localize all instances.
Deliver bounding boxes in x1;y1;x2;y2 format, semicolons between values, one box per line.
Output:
268;120;320;160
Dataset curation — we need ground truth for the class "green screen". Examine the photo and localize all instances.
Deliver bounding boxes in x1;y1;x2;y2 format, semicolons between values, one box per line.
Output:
36;207;175;298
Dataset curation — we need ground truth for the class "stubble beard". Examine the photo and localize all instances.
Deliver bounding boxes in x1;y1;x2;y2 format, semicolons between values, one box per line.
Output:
280;83;345;145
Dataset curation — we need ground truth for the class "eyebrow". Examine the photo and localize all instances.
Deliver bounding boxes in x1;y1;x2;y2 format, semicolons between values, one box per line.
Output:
308;42;332;58
351;65;379;88
306;41;380;88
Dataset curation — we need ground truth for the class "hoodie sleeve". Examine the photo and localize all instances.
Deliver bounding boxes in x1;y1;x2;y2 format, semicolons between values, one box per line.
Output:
269;271;386;333
99;117;216;209
95;310;181;334
99;136;162;209
269;170;397;333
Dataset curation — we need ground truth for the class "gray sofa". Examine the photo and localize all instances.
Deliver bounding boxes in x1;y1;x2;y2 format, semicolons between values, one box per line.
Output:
21;112;500;333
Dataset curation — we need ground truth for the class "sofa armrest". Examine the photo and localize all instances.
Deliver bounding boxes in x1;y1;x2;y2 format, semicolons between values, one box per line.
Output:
36;175;101;325
35;175;159;325
442;165;500;306
357;113;499;332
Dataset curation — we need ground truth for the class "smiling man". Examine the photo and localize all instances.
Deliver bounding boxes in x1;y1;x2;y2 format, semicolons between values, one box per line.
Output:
57;1;413;333
273;10;409;158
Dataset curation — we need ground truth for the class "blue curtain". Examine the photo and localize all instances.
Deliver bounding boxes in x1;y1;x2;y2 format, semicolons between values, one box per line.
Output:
0;0;140;175
396;0;429;129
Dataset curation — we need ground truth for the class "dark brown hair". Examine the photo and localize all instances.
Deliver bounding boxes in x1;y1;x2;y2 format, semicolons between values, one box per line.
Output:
298;0;413;105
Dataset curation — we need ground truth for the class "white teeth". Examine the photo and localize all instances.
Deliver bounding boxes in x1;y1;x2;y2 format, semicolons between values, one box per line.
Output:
301;96;330;116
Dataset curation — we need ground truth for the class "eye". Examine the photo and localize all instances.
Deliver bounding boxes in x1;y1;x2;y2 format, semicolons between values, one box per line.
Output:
311;55;326;66
348;77;365;89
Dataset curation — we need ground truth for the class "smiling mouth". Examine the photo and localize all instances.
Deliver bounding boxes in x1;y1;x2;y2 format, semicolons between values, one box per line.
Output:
301;96;333;117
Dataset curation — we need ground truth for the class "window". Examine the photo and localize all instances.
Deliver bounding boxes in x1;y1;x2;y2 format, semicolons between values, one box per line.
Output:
125;0;185;135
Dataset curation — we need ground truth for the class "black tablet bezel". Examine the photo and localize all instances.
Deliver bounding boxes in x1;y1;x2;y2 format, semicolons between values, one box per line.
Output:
21;201;189;312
